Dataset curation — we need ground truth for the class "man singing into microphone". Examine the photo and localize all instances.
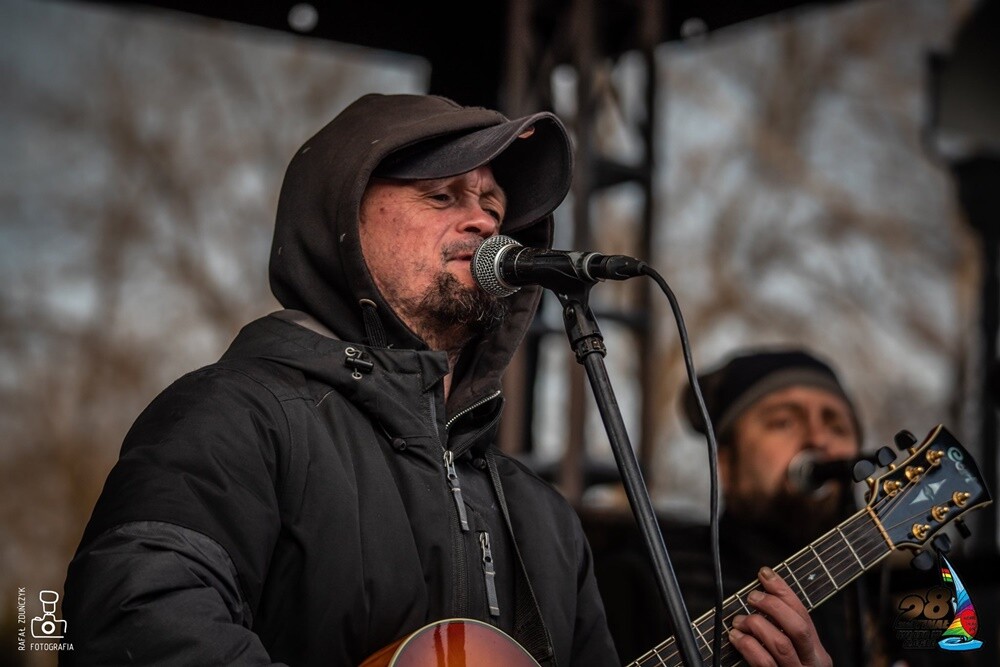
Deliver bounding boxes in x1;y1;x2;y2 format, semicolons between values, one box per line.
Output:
598;347;883;665
680;348;862;549
62;94;832;667
678;348;892;665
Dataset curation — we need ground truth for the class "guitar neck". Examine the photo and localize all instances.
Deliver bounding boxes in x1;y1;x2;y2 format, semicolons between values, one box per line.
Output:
627;508;892;667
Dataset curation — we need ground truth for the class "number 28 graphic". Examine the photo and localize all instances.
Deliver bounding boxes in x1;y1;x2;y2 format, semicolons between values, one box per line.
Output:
897;586;952;621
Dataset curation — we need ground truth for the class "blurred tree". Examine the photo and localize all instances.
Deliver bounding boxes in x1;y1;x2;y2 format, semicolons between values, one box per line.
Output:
0;2;424;663
644;0;977;511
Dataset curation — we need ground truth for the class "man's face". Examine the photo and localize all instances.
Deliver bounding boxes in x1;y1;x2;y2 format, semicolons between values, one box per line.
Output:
722;386;860;528
359;166;508;350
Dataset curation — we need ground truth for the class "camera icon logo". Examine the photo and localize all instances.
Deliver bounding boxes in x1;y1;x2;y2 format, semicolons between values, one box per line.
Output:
30;590;67;639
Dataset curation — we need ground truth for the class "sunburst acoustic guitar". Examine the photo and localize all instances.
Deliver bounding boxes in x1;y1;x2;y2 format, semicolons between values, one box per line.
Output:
360;424;992;667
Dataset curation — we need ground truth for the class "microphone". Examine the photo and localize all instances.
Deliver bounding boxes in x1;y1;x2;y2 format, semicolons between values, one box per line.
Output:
471;234;646;297
786;452;865;495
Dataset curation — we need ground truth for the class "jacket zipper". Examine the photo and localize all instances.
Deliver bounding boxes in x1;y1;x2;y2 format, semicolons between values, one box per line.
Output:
445;389;502;431
436;389;501;620
479;531;500;618
443;449;470;531
431;394;469;616
442;391;502;532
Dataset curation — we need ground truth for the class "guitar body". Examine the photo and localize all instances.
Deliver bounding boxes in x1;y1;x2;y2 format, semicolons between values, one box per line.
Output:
359;618;541;667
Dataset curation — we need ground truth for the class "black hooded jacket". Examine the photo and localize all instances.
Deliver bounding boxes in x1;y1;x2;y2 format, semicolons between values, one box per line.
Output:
61;94;619;666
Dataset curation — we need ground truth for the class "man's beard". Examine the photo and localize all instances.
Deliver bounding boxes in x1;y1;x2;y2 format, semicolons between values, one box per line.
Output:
402;272;510;352
424;272;509;333
728;482;854;549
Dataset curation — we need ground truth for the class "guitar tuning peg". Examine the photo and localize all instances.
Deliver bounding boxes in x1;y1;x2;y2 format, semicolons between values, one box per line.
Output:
911;551;935;571
932;534;952;555
893;429;918;450
852;459;877;483
876;446;897;467
955;518;972;539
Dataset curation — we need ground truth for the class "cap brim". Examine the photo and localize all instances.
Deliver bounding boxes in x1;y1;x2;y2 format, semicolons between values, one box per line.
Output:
374;112;572;231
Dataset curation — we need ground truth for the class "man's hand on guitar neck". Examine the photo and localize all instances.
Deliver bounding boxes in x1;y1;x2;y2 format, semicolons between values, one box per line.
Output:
727;567;834;667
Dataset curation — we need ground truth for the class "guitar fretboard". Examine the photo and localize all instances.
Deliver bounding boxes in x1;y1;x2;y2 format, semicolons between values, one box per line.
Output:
628;508;892;667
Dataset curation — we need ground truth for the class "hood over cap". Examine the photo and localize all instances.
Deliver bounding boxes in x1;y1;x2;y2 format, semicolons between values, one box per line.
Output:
269;93;573;413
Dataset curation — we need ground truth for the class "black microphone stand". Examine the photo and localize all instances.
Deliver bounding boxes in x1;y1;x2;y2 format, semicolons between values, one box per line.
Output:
556;283;702;667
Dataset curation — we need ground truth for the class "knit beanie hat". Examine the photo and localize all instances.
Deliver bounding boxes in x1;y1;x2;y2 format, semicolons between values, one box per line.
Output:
680;348;860;442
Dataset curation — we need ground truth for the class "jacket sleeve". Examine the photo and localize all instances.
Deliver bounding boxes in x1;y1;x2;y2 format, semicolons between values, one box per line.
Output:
61;367;288;665
62;521;284;666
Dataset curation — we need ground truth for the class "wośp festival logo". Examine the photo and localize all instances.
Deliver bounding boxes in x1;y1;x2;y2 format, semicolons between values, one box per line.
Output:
16;587;74;653
891;554;984;652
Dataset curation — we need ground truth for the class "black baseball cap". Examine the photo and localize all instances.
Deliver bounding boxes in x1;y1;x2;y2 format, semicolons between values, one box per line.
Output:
373;111;573;232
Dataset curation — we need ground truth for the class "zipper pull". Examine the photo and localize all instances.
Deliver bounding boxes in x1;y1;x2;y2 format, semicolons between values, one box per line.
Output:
479;531;500;618
443;450;470;531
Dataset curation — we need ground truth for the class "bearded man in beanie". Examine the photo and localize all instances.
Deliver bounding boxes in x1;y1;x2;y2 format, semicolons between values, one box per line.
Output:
61;96;833;667
680;348;862;550
596;347;878;665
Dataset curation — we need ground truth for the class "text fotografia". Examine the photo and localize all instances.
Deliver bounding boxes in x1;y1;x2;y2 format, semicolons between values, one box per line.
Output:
16;588;74;652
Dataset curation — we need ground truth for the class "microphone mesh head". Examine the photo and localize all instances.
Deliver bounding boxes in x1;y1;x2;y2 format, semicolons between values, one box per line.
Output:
472;235;520;297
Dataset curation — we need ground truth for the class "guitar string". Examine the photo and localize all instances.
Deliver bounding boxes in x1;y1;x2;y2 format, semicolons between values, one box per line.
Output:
634;511;908;666
629;461;967;667
630;505;891;667
714;457;965;634
696;484;967;667
637;462;970;667
792;451;956;598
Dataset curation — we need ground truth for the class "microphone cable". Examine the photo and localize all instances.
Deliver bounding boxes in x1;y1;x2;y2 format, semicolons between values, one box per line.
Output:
640;263;725;667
